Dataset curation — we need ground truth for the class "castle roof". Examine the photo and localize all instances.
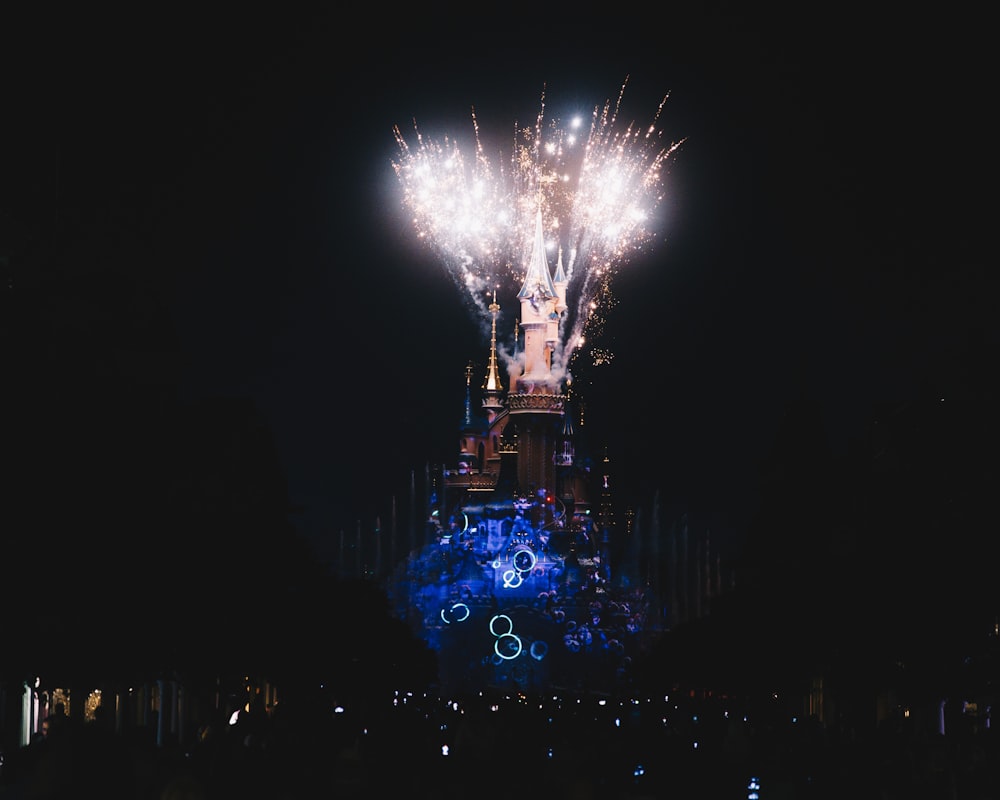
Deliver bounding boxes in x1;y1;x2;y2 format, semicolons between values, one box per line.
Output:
517;208;557;301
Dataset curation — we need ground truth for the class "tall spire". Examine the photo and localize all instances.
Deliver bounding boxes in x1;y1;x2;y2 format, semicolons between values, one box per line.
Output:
597;446;615;535
553;246;568;316
554;399;575;467
597;446;615;584
482;290;504;418
463;360;474;427
517;207;558;383
517;207;557;305
547;245;568;350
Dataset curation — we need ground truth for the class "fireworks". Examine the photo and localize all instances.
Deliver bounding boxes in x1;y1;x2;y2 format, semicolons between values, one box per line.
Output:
392;77;683;376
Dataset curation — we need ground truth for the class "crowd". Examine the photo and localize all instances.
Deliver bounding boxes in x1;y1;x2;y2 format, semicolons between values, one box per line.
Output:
1;691;998;799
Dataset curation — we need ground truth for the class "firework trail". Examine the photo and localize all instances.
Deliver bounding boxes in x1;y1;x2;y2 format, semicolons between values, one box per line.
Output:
392;77;683;377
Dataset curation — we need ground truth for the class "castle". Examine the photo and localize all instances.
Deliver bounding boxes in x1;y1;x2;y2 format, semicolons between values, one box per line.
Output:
386;209;662;695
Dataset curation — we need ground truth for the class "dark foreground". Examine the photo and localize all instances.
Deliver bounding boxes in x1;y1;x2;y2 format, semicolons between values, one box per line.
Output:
2;693;998;799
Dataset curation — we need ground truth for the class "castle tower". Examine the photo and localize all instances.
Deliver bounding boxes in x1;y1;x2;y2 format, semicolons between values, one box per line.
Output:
443;208;572;515
509;207;566;501
515;208;559;387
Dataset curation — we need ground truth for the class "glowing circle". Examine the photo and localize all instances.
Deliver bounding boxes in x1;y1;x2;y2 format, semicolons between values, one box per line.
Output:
512;548;536;573
489;614;514;636
440;602;471;624
502;569;522;589
494;633;522;660
529;640;549;661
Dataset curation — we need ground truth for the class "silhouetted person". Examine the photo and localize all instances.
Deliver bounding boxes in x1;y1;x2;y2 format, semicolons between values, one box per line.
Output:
41;703;68;741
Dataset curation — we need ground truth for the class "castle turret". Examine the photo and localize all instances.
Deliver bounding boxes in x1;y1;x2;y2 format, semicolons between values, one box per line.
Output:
516;207;559;387
549;246;568;350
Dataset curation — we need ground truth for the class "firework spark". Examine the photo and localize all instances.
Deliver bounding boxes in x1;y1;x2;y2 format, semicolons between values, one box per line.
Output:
392;77;683;376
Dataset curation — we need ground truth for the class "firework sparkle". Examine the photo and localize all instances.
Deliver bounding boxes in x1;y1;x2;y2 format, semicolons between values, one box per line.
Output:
392;77;683;378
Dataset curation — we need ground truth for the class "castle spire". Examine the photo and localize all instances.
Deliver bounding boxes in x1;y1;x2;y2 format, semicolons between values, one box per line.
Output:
463;360;474;427
482;289;504;418
546;245;568;350
553;246;568;316
517;207;558;306
597;446;615;584
517;207;558;383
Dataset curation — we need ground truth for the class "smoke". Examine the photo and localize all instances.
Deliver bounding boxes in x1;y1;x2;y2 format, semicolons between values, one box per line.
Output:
499;344;521;383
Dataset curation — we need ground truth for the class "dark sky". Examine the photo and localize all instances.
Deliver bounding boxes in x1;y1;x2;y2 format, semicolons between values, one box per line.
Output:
6;8;994;553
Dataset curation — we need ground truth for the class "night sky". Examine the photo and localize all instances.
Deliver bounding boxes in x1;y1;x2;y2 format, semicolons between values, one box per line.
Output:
6;8;994;561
